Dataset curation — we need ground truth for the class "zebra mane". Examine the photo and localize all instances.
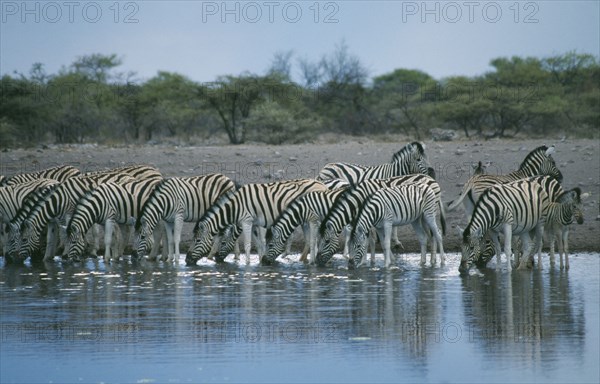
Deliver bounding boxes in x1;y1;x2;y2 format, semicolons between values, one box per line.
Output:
193;187;237;231
318;184;357;236
391;141;426;163
463;186;497;242
557;187;581;203
349;191;377;239
518;145;552;170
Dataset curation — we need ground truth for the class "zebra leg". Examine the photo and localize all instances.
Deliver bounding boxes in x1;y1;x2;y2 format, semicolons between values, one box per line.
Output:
299;223;310;263
381;224;393;268
503;224;513;271
562;227;570;270
242;222;253;264
120;224;133;258
163;222;175;262
43;222;58;261
91;223;101;256
309;221;318;265
172;215;184;263
342;225;351;259
411;221;428;266
367;228;377;266
517;232;533;270
534;224;544;269
424;214;445;266
103;220;115;263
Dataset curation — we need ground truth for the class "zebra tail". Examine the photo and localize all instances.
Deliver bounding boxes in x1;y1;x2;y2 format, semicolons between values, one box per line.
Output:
438;199;447;236
446;184;471;211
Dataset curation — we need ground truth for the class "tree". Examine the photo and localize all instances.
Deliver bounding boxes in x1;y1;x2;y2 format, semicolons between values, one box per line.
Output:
200;74;266;144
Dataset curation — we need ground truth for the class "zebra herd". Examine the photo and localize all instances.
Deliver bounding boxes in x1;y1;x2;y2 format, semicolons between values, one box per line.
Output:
0;142;587;272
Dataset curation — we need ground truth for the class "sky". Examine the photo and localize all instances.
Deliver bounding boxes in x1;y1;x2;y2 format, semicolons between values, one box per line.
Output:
1;1;599;83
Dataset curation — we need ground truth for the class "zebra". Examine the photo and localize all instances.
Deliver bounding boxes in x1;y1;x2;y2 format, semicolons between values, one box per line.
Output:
317;142;431;184
82;164;162;182
2;184;59;262
448;145;563;219
542;187;587;270
17;173;140;262
462;176;585;270
315;174;442;267
458;179;551;274
133;174;236;262
262;186;350;265
65;178;160;262
1;165;80;186
185;179;328;266
348;183;445;268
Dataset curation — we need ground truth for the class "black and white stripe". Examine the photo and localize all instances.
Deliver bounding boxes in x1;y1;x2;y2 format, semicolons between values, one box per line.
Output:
459;179;551;273
348;183;445;268
263;186;350;265
134;174;235;262
18;173;139;261
65;179;159;262
185;179;327;265
317;142;430;184
448;145;563;217
1;165;80;186
315;174;442;266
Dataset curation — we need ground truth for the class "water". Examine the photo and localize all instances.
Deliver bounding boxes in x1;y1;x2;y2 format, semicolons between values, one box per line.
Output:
1;253;599;383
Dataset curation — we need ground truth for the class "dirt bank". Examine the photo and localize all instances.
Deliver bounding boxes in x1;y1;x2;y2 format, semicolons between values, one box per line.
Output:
2;137;598;253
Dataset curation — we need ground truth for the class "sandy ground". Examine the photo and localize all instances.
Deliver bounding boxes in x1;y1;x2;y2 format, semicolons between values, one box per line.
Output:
1;137;599;253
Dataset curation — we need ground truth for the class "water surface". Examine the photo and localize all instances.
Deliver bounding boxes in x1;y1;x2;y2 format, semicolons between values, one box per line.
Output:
1;253;598;383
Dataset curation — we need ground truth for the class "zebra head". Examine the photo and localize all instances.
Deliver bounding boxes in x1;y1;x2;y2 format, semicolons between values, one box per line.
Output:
134;219;154;258
185;222;213;266
473;234;496;269
65;223;86;262
348;226;368;269
263;226;285;265
559;188;588;225
18;221;40;261
316;223;339;267
6;222;22;259
459;226;484;274
392;141;430;175
216;225;239;262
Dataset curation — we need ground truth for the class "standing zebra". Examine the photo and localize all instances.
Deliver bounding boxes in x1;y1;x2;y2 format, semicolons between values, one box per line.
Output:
315;174;442;267
1;165;80;186
65;179;160;262
448;145;563;218
263;187;349;265
317;142;431;183
542;187;587;270
185;179;327;266
459;179;551;274
134;174;235;262
348;183;445;268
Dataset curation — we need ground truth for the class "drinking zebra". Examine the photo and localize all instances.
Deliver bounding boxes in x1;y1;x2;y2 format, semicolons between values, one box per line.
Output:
459;179;551;274
262;186;350;265
1;165;80;186
348;183;445;268
2;185;59;262
64;179;160;262
133;174;236;262
185;179;327;266
448;145;563;218
315;174;442;267
317;142;431;183
17;172;144;262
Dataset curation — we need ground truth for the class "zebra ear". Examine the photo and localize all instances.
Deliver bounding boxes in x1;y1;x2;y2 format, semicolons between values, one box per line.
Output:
456;225;464;236
545;145;555;156
473;228;483;238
